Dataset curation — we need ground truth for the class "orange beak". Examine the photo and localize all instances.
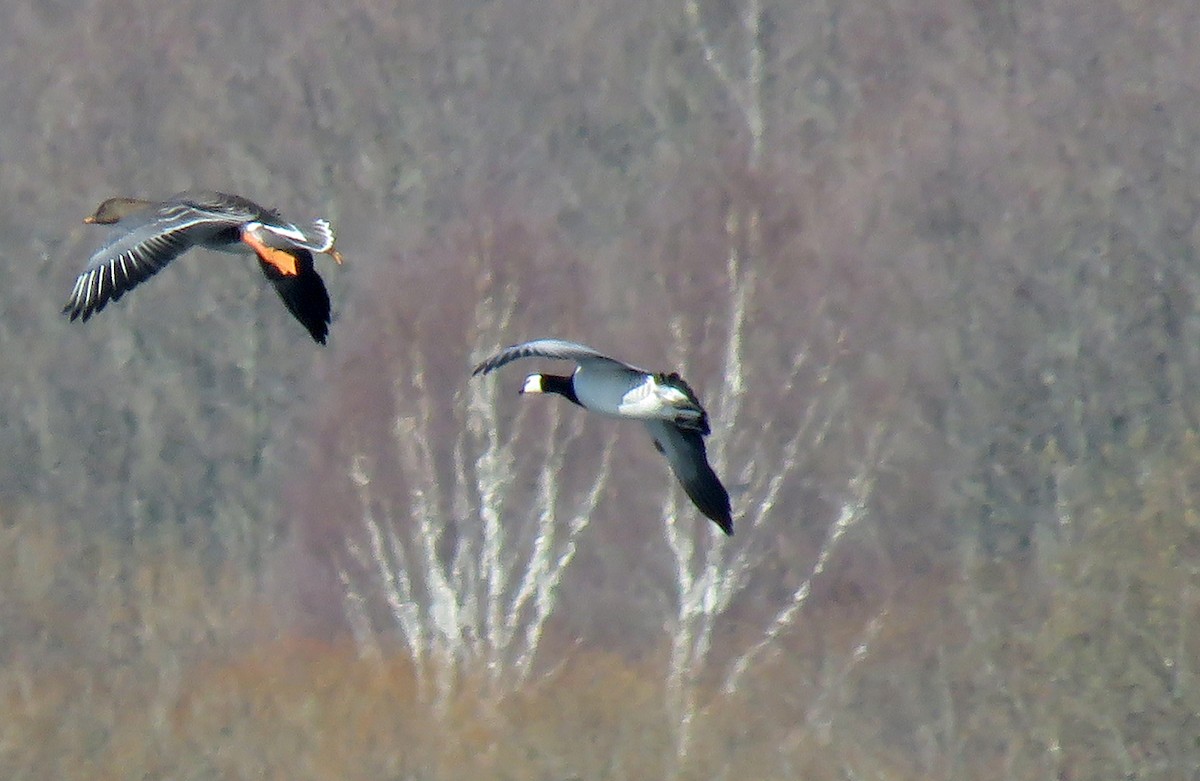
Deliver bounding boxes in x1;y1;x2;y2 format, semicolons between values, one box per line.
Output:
83;216;97;224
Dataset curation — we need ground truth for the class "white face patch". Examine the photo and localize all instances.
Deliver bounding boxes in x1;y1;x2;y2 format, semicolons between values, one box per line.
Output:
521;374;545;394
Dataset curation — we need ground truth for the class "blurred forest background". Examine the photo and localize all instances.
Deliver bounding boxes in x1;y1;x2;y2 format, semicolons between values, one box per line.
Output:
2;0;1199;777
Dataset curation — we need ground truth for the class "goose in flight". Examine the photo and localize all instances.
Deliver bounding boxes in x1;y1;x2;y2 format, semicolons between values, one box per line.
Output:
472;338;733;534
63;191;344;343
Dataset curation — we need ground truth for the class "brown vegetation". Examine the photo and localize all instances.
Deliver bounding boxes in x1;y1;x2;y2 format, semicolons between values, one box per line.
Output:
1;0;1199;776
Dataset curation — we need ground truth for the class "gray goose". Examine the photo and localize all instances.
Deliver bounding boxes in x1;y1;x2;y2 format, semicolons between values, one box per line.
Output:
63;191;344;343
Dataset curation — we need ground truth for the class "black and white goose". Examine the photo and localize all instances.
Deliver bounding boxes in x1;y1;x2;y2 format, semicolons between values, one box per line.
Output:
472;338;733;535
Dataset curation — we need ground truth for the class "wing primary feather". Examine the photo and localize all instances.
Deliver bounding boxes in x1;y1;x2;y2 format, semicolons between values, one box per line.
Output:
472;339;621;376
87;271;100;312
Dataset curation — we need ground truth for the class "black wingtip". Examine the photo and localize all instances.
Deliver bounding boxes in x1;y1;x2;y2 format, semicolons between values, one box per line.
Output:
63;300;95;322
692;483;734;536
674;447;733;535
471;354;503;377
298;306;330;344
685;449;733;534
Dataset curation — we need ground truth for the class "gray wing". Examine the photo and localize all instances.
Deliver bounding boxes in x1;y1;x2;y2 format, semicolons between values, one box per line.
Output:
646;420;733;535
472;338;638;376
171;191;266;222
181;191;335;253
63;203;241;322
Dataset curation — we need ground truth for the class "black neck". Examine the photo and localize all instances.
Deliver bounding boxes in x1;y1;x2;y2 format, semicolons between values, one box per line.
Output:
541;374;583;407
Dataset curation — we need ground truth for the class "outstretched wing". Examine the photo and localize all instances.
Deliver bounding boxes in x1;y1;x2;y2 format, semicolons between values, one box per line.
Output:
472;338;635;376
63;202;240;322
646;419;733;535
256;247;331;344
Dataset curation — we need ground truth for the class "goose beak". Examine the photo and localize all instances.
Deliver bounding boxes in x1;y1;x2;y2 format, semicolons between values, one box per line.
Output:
83;216;97;224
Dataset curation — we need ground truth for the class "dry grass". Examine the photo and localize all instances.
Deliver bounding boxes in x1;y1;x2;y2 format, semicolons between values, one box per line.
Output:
4;428;1200;779
2;0;1200;776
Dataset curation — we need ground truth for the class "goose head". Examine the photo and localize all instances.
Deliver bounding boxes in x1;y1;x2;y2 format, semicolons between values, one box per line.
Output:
84;197;154;225
520;373;582;406
520;374;546;395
